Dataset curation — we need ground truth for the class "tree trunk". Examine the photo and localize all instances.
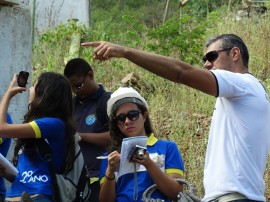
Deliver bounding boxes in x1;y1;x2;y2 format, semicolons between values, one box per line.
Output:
163;0;170;24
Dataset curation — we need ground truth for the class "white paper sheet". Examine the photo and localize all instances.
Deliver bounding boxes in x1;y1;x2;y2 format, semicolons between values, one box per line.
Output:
118;136;147;178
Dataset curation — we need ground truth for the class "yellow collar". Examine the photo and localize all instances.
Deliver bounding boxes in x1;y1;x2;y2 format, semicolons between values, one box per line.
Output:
147;133;158;146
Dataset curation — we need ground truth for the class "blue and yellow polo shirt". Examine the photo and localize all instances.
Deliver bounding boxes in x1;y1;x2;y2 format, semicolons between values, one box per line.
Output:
99;134;184;202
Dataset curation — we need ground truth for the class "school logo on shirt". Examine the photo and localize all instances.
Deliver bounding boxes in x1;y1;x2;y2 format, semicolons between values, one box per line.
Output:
85;115;96;125
152;154;165;168
20;171;49;183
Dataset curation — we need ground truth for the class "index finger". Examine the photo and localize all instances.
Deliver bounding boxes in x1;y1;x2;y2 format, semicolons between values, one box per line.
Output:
81;42;101;47
13;73;18;80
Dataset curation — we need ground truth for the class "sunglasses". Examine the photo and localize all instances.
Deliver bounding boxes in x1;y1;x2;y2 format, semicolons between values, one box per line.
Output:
72;77;86;91
203;47;233;63
115;110;142;124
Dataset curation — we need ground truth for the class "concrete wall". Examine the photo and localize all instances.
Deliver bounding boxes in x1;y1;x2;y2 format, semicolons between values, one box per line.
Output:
0;0;32;124
0;1;32;188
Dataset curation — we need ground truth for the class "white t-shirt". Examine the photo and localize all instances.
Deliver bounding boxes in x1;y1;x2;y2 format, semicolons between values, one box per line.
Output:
202;70;270;202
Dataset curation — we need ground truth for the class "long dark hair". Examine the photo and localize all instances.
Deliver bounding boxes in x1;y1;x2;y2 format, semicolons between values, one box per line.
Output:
13;72;76;172
108;103;154;153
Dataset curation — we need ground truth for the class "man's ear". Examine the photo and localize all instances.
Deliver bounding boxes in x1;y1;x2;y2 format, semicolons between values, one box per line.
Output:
87;70;94;79
231;47;241;62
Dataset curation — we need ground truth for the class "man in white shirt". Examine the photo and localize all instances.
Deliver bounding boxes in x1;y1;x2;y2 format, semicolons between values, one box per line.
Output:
82;34;270;202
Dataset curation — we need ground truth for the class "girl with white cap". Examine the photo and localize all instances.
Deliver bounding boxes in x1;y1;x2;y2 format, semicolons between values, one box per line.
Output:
99;87;184;202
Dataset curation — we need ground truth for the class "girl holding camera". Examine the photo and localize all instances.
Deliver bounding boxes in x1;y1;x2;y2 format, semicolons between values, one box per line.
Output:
0;72;75;202
99;87;184;202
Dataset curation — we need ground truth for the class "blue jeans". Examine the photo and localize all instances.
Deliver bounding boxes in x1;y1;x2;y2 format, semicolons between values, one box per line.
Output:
31;195;54;202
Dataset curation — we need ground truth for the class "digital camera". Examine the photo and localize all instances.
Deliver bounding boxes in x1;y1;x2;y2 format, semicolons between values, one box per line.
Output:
17;71;29;87
129;145;147;160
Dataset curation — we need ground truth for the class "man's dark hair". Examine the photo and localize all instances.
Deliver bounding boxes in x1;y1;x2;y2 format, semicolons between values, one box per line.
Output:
205;34;249;68
64;58;93;77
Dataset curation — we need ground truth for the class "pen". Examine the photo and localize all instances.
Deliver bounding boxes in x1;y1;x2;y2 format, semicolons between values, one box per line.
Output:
96;156;109;159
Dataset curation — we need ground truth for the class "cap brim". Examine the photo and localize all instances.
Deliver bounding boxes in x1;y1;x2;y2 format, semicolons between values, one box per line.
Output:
112;97;146;116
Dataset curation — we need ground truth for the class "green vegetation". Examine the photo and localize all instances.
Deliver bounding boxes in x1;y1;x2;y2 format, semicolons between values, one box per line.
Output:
32;1;270;199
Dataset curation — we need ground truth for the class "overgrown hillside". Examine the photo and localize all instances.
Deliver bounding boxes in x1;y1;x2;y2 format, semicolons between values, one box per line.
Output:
32;1;270;199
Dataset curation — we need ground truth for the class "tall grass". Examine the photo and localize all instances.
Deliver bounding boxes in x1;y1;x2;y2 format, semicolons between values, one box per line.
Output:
32;9;270;199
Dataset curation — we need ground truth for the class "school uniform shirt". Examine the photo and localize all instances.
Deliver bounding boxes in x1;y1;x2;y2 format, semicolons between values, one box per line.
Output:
74;85;110;183
0;113;12;196
6;117;66;198
99;134;184;202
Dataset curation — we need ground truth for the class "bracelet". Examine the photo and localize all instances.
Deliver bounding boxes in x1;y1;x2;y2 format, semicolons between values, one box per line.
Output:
105;174;115;181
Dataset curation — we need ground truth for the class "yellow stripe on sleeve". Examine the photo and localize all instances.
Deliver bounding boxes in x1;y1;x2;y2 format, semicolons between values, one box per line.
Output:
100;177;105;185
29;121;41;138
90;177;99;184
165;168;184;176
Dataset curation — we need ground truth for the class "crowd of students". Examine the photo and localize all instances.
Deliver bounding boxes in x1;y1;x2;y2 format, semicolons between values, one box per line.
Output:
0;33;269;202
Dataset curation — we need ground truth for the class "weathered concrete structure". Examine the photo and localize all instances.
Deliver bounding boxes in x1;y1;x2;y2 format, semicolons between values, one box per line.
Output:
0;0;32;124
0;0;32;189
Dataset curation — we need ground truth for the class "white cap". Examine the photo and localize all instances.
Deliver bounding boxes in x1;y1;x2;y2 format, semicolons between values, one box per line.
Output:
107;87;148;117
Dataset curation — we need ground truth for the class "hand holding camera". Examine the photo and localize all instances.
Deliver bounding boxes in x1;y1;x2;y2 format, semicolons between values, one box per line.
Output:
5;72;29;98
129;145;147;160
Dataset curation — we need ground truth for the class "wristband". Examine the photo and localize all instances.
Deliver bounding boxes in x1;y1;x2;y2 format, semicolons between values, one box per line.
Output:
105;174;115;181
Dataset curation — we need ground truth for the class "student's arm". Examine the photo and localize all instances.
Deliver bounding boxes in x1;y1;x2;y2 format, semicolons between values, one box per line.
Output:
99;169;117;202
82;42;217;96
79;131;111;147
99;151;120;202
132;152;183;201
0;74;35;138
